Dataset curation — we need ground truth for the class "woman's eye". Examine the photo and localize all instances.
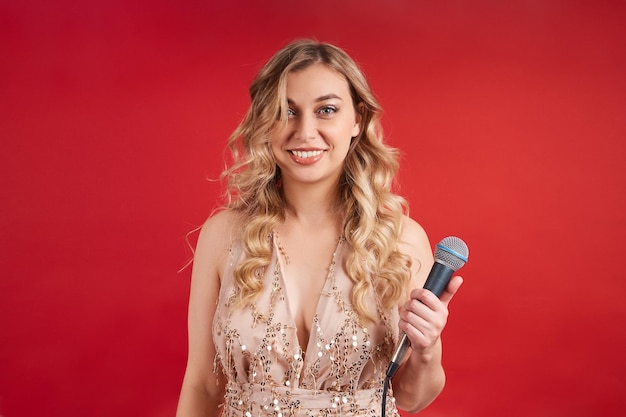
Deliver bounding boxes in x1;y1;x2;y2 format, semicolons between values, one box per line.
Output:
318;106;337;116
286;108;296;117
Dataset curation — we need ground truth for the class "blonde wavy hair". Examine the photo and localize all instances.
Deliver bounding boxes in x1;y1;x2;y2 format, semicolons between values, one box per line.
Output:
221;39;413;321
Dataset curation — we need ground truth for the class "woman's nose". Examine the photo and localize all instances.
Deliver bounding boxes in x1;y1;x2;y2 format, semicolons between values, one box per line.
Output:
293;113;317;141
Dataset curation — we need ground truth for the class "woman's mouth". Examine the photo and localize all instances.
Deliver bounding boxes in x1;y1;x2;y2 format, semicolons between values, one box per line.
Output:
288;149;326;165
289;149;324;159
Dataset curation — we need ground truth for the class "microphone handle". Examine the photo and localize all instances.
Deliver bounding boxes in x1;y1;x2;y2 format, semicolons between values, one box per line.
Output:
423;261;455;297
386;261;455;378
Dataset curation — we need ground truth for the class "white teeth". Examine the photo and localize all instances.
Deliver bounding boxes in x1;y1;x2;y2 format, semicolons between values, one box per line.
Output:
291;150;323;159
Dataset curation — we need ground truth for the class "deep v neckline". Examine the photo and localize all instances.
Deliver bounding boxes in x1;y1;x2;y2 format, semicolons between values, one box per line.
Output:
272;233;344;361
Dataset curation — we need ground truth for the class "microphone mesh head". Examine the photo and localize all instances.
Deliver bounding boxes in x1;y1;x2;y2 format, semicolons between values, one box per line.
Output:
434;236;469;271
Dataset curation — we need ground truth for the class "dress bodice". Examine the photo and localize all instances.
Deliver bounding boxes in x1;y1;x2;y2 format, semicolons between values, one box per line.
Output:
213;234;401;416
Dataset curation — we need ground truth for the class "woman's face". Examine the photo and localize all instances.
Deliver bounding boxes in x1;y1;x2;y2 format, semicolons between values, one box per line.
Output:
271;63;361;188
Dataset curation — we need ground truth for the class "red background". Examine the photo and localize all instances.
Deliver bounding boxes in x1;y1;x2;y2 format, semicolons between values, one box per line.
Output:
1;1;625;416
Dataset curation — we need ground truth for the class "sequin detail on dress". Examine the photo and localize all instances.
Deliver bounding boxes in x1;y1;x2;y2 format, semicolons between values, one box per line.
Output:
213;233;401;416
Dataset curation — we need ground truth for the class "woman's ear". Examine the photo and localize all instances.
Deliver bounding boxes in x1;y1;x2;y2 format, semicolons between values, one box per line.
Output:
352;103;364;138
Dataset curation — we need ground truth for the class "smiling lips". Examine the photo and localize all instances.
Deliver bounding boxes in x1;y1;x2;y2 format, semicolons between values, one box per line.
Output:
288;149;325;165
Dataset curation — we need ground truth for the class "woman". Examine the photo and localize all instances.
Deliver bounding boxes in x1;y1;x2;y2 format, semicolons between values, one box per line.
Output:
176;39;463;416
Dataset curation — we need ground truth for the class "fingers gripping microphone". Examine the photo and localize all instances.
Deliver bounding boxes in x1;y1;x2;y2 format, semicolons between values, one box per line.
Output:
385;236;469;379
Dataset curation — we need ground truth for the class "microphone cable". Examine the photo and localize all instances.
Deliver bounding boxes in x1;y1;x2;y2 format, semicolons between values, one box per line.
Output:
381;372;392;417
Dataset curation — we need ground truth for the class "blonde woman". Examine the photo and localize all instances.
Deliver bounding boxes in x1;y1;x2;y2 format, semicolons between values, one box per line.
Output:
176;39;463;417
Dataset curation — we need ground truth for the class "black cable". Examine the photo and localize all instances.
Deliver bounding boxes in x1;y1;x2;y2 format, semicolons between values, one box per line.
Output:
381;375;391;417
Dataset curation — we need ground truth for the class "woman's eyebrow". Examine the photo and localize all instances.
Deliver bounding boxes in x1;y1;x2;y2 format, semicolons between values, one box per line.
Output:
287;94;344;105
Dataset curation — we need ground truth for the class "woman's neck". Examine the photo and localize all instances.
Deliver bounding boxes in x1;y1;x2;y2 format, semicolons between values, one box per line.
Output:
280;180;342;226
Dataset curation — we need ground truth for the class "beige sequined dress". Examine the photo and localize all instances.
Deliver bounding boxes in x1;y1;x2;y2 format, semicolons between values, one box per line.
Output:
213;234;401;416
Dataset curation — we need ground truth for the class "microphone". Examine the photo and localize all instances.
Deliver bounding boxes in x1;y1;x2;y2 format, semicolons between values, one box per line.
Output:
385;236;469;378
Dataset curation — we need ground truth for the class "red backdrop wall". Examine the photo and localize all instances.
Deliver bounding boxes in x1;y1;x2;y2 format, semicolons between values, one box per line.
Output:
1;1;625;416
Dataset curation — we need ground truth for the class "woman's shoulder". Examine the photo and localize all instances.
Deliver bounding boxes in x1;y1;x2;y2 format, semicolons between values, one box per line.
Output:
399;215;434;273
400;214;436;287
201;208;242;235
195;209;242;265
400;215;429;248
